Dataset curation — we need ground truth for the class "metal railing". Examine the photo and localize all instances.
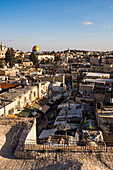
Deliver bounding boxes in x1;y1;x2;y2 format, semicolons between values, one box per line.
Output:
18;139;109;152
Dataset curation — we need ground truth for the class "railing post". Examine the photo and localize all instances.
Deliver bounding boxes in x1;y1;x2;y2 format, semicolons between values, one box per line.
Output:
43;139;44;150
22;140;24;152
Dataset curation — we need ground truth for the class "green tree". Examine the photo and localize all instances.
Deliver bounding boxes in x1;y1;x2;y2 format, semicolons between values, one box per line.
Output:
51;51;55;55
5;48;15;67
50;58;53;62
40;58;45;64
0;60;3;68
17;58;22;64
29;52;38;65
54;55;61;61
47;58;50;63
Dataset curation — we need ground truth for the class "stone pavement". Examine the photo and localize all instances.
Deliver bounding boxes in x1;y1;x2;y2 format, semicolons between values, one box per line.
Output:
1;124;113;170
1;151;113;169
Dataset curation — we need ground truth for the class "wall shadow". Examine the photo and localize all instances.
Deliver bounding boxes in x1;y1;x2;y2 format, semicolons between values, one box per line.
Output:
0;123;23;159
37;159;82;170
97;153;112;170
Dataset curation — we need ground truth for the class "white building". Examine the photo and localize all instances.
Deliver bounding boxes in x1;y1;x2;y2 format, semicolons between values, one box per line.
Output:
0;42;7;58
0;86;38;116
37;55;54;61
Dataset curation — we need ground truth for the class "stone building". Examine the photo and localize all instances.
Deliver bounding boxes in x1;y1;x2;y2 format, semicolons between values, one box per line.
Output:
0;85;38;116
0;42;7;59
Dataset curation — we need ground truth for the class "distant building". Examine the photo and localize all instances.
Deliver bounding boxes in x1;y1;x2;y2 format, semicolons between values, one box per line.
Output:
90;55;101;65
96;107;113;133
37;55;54;61
0;42;7;59
22;61;33;67
0;85;38;116
38;73;65;84
68;48;70;53
85;72;110;79
91;65;104;72
0;68;19;77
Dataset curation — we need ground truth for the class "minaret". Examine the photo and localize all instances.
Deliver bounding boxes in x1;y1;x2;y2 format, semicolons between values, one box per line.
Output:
66;52;69;63
68;48;70;53
1;42;3;47
1;42;3;50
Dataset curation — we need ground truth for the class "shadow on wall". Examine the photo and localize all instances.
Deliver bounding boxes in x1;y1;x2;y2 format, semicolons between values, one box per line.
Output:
97;154;112;170
0;123;23;159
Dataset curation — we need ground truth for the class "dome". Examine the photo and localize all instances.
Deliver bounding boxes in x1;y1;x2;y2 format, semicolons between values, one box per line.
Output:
57;123;71;131
32;45;39;52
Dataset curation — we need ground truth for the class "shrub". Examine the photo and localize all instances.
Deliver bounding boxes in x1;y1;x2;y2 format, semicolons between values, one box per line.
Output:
41;149;46;153
56;149;62;152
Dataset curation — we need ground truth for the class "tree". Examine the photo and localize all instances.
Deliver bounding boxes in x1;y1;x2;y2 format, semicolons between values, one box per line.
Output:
40;58;45;64
29;52;38;65
54;55;61;61
51;51;55;55
5;48;15;67
0;60;3;68
47;58;50;63
50;58;53;62
17;58;22;64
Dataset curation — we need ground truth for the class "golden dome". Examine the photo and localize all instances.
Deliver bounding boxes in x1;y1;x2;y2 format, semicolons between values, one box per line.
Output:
32;45;39;52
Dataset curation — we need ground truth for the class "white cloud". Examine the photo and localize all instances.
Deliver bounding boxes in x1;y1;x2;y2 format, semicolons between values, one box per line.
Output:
85;33;94;36
82;21;93;25
105;25;112;29
107;25;112;29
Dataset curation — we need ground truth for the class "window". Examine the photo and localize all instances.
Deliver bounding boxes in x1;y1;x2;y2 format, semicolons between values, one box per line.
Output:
8;108;14;115
17;101;20;106
24;97;27;104
34;91;36;97
29;93;31;100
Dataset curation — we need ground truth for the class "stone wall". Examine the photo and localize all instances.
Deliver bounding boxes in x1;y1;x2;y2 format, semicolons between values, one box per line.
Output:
25;119;37;144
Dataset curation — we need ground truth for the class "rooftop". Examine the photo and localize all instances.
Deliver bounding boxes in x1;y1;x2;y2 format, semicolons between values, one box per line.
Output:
98;107;113;118
38;129;56;139
85;72;110;77
15;108;32;117
0;83;21;90
0;85;36;102
84;78;113;84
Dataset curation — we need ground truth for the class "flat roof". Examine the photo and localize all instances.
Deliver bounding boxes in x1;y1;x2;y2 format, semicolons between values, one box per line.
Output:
38;129;56;139
54;115;82;125
0;85;36;101
80;84;94;87
15;108;32;117
85;72;110;77
53;94;62;101
84;78;113;84
98;108;113;118
0;83;21;90
58;103;80;109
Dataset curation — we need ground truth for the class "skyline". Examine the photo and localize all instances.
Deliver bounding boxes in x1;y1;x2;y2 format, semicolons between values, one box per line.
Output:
0;0;113;52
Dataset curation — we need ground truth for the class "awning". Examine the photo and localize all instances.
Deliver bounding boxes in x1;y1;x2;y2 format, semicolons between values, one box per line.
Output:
38;129;56;139
32;103;50;114
40;105;50;114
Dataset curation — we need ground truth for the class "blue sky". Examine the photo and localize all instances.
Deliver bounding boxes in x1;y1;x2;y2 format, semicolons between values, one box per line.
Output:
0;0;113;51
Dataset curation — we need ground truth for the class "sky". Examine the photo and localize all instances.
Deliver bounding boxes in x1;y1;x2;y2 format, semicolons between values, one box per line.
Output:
0;0;113;52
